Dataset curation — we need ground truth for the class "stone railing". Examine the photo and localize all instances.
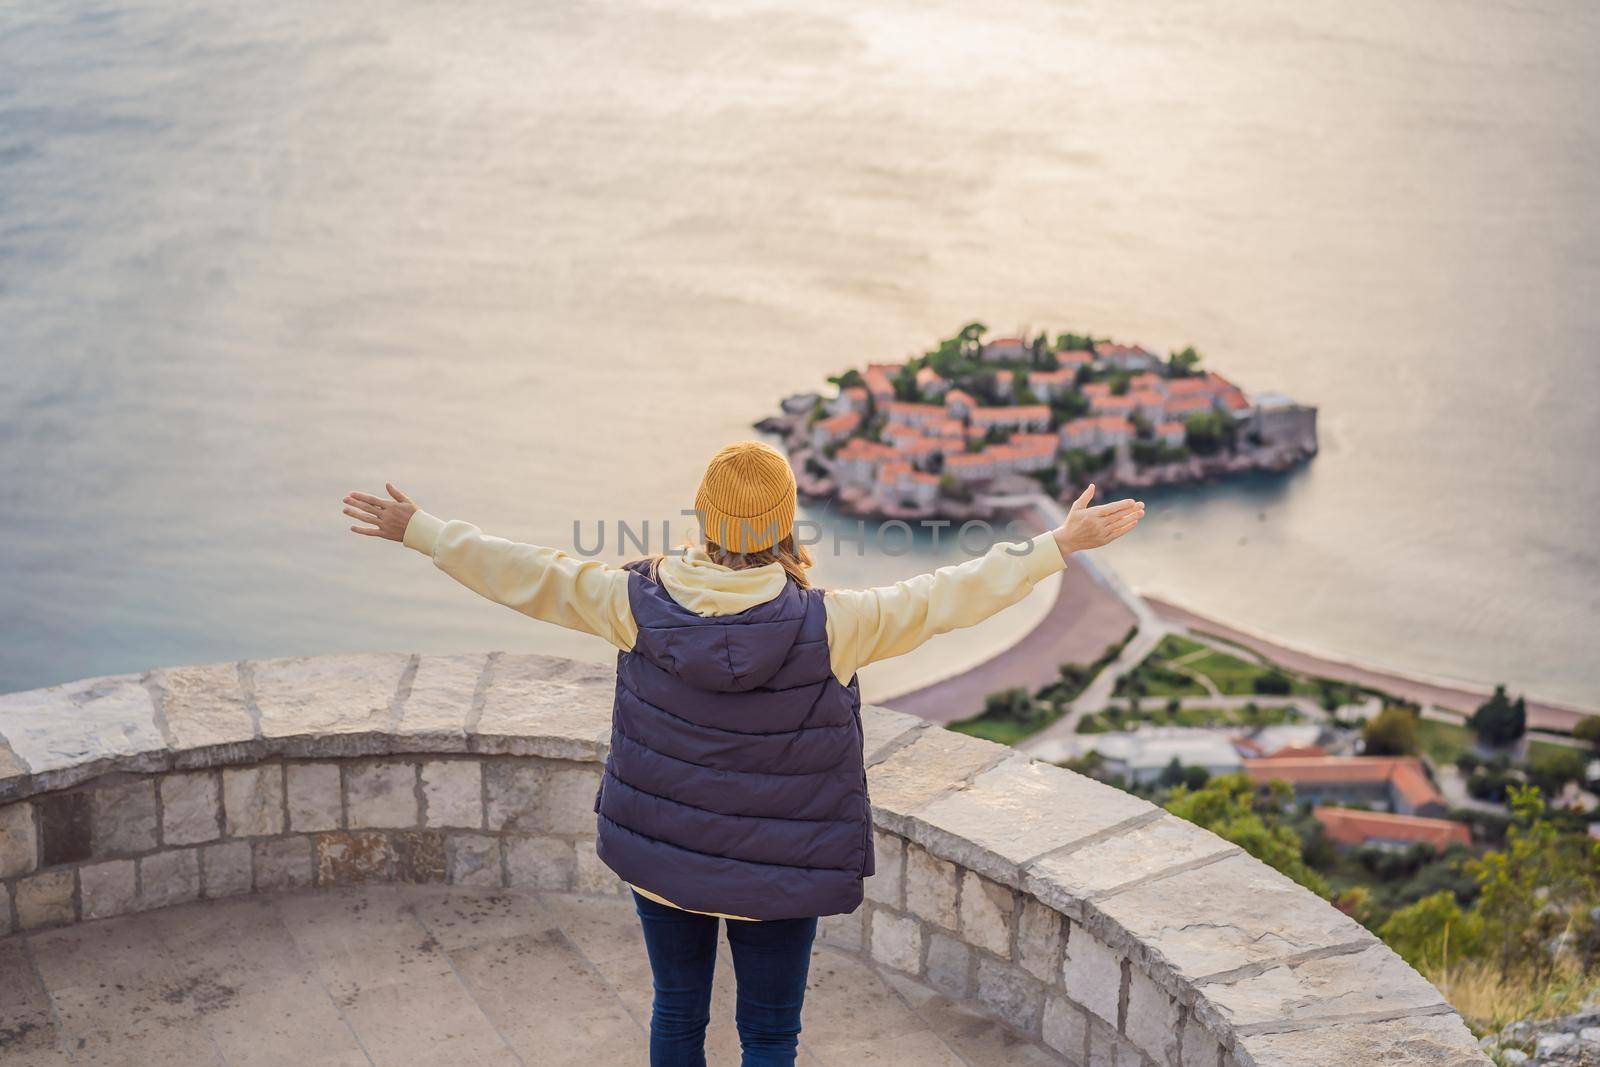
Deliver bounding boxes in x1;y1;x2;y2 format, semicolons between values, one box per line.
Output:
0;653;1486;1066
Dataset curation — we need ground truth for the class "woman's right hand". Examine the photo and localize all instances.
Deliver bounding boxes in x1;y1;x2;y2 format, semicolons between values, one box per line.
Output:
1053;484;1145;556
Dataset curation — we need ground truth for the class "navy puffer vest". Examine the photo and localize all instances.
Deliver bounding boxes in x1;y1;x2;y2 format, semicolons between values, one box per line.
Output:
592;559;874;920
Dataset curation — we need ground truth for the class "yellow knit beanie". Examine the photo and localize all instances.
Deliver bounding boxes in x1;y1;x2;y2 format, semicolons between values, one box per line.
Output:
694;441;797;553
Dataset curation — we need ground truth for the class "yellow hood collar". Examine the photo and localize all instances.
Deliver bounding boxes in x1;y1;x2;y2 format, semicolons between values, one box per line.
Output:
654;545;789;617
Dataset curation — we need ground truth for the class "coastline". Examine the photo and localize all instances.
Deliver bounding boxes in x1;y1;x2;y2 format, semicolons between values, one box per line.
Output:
1139;592;1597;733
878;499;1597;731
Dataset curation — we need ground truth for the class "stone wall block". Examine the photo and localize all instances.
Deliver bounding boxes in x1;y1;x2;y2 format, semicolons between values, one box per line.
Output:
393;830;447;884
905;844;959;931
976;956;1042;1033
80;860;137;920
15;870;75;930
863;829;904;907
89;779;159;856
1043;996;1090;1062
544;767;602;835
161;771;222;846
818;910;865;953
140;848;201;910
286;762;341;832
505;835;576;891
1063;924;1123;1026
1126;967;1182;1063
315;831;395;885
869;908;923;975
204;841;253;898
959;870;1014;958
1018;895;1065;983
446;833;503;888
420;760;482;829
573;839;623;894
0;802;37;877
223;765;285;837
924;931;972;999
484;761;543;832
346;761;418;829
37;791;91;866
254;836;313;891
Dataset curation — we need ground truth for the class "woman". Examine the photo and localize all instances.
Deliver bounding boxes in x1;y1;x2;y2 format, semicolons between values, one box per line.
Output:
342;440;1143;1067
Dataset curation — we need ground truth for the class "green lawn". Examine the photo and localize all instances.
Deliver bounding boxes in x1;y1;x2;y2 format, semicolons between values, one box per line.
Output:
1184;650;1274;695
947;704;1066;746
1416;718;1476;765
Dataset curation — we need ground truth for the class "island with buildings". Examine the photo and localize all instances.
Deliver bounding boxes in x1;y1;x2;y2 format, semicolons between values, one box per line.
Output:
756;323;1318;518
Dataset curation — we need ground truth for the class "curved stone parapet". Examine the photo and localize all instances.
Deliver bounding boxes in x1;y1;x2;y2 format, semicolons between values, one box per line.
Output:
0;653;1487;1066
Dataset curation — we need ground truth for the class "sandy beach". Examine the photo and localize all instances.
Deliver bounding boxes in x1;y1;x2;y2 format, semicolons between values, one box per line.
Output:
883;560;1137;724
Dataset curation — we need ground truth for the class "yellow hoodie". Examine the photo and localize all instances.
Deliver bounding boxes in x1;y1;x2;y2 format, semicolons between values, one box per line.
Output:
401;510;1067;918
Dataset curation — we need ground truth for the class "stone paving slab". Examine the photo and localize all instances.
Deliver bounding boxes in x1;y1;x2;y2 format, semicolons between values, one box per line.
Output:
2;885;1075;1067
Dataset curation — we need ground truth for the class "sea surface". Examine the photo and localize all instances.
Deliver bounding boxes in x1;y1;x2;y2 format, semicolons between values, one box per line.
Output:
2;0;1597;707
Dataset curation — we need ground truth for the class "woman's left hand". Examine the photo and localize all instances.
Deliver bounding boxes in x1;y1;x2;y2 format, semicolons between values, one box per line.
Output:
343;483;419;542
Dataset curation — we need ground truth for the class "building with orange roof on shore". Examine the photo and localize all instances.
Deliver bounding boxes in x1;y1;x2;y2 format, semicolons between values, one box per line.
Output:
833;437;897;487
1313;807;1472;852
944;389;978;419
810;410;861;449
943;451;996;481
863;364;898;405
827;385;869;416
1027;368;1076;401
1128;388;1166;422
980;337;1028;362
1090;394;1136;418
915;366;948;399
1056;349;1095;372
1156;420;1187;447
1244;756;1447;818
883;400;948;429
970;405;1051;433
1163;393;1217;420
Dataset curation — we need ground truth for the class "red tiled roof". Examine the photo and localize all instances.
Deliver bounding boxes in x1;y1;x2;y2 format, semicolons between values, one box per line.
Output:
971;405;1051;423
884;401;946;418
1244;757;1444;810
1163;394;1216;416
815;411;861;433
1056;350;1095;364
1314;807;1471;850
1165;377;1219;397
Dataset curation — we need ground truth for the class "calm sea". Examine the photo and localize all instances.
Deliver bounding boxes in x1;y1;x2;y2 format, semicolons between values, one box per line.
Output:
2;0;1596;707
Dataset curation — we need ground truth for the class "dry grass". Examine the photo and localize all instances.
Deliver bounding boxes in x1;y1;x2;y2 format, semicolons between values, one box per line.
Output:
1425;956;1600;1037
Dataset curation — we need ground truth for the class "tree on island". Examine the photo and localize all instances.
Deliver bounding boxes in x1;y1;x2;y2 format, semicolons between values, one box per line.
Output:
827;368;864;389
1184;411;1235;456
1470;684;1527;749
1573;716;1600;753
1167;346;1202;377
1055;330;1097;352
1362;706;1420;757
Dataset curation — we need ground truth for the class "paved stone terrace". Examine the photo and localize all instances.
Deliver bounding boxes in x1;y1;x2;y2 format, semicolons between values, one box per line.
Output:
1;885;1073;1067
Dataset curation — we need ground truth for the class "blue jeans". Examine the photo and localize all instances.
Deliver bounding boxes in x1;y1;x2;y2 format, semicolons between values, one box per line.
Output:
631;889;818;1067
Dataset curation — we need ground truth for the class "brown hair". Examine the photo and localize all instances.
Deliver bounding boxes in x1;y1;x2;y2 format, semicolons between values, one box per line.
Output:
642;534;813;589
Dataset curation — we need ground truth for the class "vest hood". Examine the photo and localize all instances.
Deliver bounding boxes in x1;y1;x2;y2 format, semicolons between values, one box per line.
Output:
627;556;807;692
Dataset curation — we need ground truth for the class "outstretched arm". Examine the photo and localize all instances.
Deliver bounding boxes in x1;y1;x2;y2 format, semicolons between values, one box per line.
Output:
343;483;636;651
823;484;1143;683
